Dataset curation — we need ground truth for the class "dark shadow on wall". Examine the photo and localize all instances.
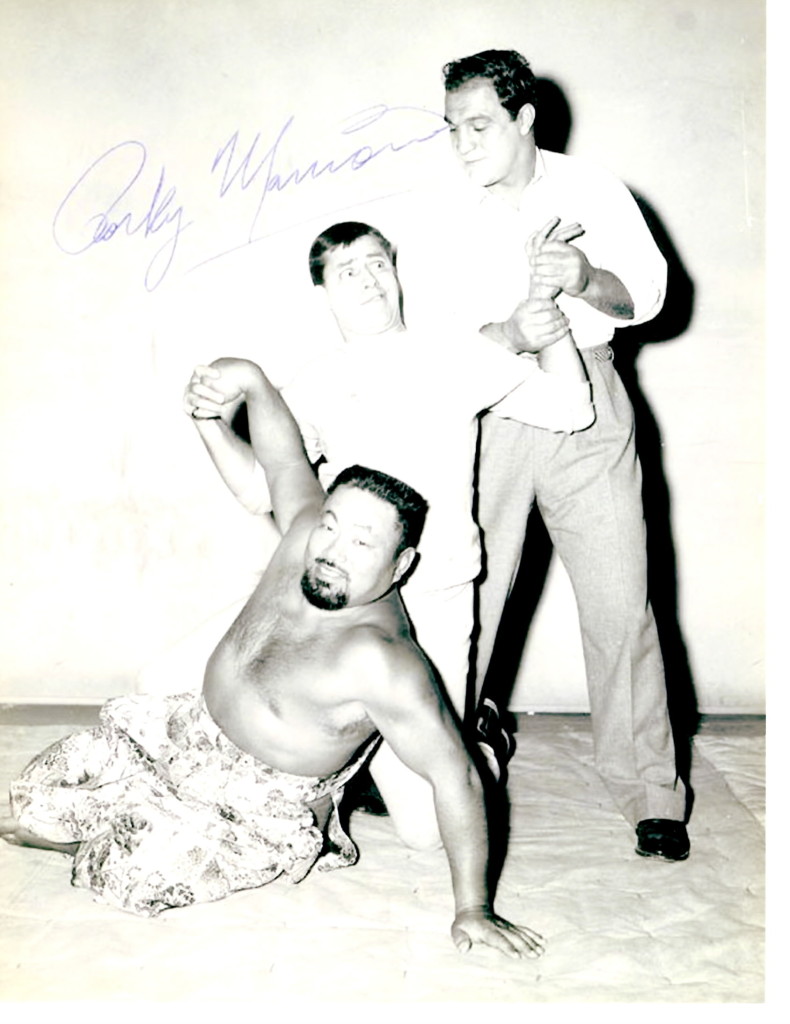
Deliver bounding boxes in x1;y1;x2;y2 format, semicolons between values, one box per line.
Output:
534;77;573;153
479;79;698;816
611;192;699;803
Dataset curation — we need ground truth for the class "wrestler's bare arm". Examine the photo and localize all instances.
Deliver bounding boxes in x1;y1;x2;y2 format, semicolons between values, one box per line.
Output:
343;633;544;960
186;358;322;534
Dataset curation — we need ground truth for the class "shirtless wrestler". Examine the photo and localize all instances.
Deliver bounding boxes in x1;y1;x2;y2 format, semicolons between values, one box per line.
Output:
2;357;543;960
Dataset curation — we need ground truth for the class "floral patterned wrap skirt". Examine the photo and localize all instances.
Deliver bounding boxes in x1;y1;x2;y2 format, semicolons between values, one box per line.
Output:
10;691;378;917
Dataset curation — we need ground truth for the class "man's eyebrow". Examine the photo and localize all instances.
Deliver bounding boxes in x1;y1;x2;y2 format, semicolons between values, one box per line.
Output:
333;250;385;271
444;113;491;126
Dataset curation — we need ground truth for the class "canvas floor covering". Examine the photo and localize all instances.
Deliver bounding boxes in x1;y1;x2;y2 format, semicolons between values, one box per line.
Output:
0;709;765;1010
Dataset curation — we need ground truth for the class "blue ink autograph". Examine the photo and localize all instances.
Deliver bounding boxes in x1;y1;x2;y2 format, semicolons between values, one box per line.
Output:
51;105;447;291
52;140;192;292
211;104;447;243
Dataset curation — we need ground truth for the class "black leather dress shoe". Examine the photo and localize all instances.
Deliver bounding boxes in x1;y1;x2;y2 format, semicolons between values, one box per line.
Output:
635;818;690;861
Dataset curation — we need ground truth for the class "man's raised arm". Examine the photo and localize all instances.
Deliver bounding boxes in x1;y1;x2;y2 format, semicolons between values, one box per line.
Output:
186;358;323;533
477;219;595;434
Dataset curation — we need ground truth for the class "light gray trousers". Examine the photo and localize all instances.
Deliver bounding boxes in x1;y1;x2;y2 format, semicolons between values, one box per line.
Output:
476;344;687;826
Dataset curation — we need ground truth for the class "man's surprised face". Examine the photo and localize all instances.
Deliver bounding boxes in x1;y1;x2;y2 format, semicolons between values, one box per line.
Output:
320;236;402;337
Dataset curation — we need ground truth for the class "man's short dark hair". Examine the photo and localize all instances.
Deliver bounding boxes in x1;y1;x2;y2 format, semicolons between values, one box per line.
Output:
442;49;538;121
327;465;428;556
308;222;397;286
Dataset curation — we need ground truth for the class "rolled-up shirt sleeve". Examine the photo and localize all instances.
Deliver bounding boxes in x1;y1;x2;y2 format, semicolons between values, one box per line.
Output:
551;159;668;335
582;170;667;326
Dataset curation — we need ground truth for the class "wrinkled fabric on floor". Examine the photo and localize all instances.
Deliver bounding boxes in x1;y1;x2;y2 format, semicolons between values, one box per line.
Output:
9;693;374;916
0;712;764;1003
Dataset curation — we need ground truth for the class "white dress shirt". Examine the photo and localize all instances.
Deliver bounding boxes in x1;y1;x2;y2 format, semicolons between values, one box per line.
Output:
398;148;667;347
281;326;592;590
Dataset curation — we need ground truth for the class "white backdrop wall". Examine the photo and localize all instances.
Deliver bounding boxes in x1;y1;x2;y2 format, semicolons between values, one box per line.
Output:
0;0;765;711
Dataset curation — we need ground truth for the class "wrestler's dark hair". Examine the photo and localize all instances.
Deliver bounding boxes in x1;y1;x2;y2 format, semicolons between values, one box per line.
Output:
327;465;428;557
308;222;397;286
443;49;538;121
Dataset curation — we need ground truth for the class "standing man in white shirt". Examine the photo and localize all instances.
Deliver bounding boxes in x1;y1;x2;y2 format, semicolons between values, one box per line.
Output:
399;48;688;861
185;218;593;848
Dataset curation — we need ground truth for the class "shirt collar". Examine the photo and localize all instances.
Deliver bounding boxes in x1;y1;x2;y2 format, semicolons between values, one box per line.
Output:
474;147;548;211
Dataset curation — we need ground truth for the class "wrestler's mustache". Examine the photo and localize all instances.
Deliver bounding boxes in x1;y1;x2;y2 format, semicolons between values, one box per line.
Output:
312;557;350;583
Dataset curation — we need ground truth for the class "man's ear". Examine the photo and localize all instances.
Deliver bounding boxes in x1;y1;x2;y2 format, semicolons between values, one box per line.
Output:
517;103;536;136
392;547;418;586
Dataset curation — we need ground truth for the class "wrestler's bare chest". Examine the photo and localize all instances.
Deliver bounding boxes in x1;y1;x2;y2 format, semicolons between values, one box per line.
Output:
202;564;380;773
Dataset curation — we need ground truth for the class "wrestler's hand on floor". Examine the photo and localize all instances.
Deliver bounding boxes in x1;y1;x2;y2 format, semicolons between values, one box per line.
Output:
451;907;545;960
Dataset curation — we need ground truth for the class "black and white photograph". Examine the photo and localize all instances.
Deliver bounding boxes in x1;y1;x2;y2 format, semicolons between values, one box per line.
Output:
0;0;772;1014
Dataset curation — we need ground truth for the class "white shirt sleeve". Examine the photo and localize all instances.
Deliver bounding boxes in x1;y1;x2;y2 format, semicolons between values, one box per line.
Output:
489;370;594;433
399;160;668;347
450;329;595;433
279;378;326;466
550;158;668;330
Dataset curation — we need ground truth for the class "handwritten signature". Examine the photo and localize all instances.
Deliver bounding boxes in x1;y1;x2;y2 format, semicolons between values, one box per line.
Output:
52;140;192;292
52;105;446;292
